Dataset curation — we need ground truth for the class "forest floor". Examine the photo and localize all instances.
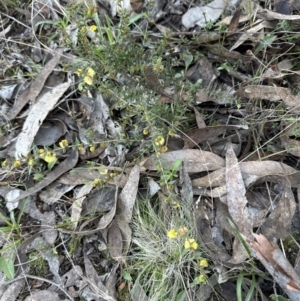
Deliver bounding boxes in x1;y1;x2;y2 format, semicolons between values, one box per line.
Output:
1;0;300;300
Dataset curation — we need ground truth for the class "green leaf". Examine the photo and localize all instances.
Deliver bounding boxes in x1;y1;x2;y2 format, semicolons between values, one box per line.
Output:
0;255;15;280
183;52;193;70
236;273;244;301
129;13;146;25
123;271;132;281
33;173;44;181
172;159;182;171
35;19;59;27
270;294;291;301
176;291;187;301
244;274;256;301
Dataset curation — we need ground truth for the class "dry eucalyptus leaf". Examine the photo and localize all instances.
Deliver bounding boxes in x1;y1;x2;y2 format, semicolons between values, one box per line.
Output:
0;279;25;301
107;221;123;261
61;265;83;287
6;150;78;205
281;136;300;157
274;0;294;15
248;233;300;300
116;165;140;257
24;290;67;301
82;186;117;216
39;181;75;205
227;237;249;264
71;183;93;230
183;125;247;149
14;78;72;158
34;119;67;146
143;150;225;173
83;256;111;301
42;211;57;245
193;106;206;129
7;48;63;120
117;165;140;224
260;186;296;240
186;57;218;89
32;236;60;280
131;279;149;301
225;141;253;240
182;0;227;29
258;5;300;20
192;160;299;189
237;85;283;101
130;0;143;12
230;20;275;51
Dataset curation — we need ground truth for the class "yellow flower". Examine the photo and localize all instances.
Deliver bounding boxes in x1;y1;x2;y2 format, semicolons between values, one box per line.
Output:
75;69;83;76
78;144;84;151
109;172;116;178
81;26;87;33
59;139;69;148
167;229;178;239
39;149;45;155
28;158;34;166
172;201;180;209
168;130;175;136
155;163;162;170
87;7;97;16
143;128;149;135
44;152;56;163
154;136;165;146
178;227;188;236
184;238;198;251
99;169;108;175
13;160;21;168
153;57;164;73
89;146;95;152
161;146;168;153
198;275;206;283
87;68;95;78
84;76;93;85
92;178;102;186
167;184;174;190
2;160;7;167
199;259;208;268
89;25;97;32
